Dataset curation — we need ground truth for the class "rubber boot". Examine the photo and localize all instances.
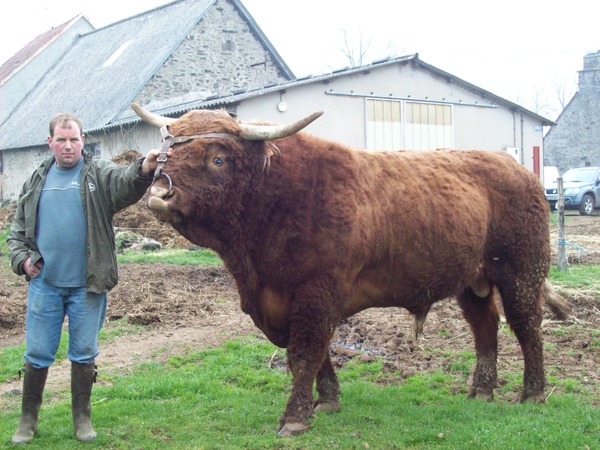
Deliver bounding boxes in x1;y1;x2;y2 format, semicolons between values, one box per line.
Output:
71;362;97;442
12;363;49;445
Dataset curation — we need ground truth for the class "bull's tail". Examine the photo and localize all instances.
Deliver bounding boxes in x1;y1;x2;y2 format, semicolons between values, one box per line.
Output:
542;280;571;320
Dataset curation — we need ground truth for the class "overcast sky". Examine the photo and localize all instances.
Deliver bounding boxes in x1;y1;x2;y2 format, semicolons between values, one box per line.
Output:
1;0;597;119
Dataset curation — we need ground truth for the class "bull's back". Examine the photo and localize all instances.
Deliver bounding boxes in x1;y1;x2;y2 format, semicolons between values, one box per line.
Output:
264;141;548;309
340;149;549;313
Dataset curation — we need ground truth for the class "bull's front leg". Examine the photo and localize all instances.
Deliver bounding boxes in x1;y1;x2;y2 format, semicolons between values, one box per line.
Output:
278;278;341;437
278;353;321;437
315;352;341;412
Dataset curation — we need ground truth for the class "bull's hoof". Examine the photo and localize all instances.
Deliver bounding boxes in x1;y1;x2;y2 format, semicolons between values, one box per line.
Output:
521;392;545;403
315;400;340;413
467;386;494;401
278;421;311;437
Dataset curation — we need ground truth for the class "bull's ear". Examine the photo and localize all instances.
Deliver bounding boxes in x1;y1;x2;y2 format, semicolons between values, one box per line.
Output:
265;142;279;158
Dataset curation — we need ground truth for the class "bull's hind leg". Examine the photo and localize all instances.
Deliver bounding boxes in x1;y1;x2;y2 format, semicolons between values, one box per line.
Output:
457;286;500;400
315;352;341;412
498;281;546;403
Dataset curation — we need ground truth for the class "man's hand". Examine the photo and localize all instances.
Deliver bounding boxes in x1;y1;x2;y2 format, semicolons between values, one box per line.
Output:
23;257;42;278
141;148;173;177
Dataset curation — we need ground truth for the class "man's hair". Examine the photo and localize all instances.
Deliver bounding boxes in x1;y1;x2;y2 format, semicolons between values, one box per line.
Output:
49;113;83;137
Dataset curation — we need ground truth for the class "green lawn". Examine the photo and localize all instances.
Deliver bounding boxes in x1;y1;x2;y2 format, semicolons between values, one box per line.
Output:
0;338;598;449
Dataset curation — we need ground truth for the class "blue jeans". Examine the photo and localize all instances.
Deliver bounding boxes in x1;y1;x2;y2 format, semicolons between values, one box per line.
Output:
25;277;107;369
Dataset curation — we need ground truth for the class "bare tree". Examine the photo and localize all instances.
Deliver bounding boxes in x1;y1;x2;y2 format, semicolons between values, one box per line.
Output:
337;28;400;68
530;87;556;120
552;76;576;111
339;28;371;67
527;75;577;121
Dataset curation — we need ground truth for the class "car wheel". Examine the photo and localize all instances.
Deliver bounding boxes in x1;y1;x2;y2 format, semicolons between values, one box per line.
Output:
579;194;595;215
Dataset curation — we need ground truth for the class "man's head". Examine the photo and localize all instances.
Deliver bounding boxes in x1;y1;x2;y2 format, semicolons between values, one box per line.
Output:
48;113;85;168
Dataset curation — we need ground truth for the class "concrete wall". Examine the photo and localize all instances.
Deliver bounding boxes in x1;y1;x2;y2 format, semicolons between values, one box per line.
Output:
1;147;51;202
544;50;600;174
234;63;545;173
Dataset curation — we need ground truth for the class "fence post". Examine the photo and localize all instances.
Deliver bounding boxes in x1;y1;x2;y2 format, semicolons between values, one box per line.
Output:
557;177;566;271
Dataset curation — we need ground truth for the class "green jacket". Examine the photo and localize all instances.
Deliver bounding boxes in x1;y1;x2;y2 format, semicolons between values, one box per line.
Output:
7;151;153;293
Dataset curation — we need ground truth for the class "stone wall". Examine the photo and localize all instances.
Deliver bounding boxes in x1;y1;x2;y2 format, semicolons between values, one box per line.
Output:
134;0;289;106
544;50;600;173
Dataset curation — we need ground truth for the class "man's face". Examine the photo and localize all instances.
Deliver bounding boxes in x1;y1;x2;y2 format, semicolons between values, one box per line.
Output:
48;121;85;168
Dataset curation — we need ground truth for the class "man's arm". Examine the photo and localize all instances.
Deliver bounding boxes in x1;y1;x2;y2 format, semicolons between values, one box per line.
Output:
140;147;172;177
6;191;41;277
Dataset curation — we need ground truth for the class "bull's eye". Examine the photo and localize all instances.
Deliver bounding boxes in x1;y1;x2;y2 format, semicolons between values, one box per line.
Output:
214;157;224;166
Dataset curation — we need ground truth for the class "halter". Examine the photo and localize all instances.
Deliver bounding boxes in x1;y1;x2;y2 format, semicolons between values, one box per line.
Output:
154;125;242;191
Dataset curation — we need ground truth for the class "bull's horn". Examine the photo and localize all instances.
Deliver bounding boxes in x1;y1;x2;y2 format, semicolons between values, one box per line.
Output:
240;111;323;141
131;102;177;127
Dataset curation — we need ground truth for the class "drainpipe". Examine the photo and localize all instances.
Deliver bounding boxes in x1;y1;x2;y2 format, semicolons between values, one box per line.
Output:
520;113;525;165
512;111;517;148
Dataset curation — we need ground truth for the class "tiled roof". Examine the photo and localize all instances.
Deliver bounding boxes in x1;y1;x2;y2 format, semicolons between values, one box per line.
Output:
0;16;77;85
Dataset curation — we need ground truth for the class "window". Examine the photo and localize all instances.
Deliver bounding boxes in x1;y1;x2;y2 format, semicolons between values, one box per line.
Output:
405;101;453;150
366;99;402;151
366;99;453;151
85;143;101;159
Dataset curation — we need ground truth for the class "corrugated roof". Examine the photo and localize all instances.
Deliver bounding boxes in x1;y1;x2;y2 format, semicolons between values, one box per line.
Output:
107;54;555;130
2;0;293;150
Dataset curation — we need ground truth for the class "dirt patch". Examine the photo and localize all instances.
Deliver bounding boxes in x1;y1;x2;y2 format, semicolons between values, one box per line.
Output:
1;207;599;409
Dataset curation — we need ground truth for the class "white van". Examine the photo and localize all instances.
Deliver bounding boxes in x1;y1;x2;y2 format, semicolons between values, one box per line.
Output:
543;166;560;189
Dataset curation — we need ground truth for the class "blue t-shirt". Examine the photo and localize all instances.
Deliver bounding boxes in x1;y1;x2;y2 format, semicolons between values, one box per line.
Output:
36;159;87;287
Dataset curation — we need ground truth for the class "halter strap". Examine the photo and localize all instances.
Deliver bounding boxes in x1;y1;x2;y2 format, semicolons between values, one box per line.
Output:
154;125;242;180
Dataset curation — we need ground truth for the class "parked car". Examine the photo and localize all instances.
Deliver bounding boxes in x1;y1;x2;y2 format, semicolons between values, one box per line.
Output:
545;166;600;215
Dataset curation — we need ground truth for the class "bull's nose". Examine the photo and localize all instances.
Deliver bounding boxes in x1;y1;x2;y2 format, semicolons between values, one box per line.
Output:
150;185;170;198
147;195;170;211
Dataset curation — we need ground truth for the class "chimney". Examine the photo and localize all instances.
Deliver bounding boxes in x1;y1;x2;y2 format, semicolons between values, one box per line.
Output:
578;50;600;90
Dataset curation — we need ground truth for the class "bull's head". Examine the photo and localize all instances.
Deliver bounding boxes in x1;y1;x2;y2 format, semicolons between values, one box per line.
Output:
131;102;322;227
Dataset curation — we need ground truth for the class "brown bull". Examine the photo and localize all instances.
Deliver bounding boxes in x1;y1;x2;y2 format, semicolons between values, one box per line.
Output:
132;103;570;436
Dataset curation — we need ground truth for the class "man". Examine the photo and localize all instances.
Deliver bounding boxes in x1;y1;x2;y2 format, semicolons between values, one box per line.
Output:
7;112;168;444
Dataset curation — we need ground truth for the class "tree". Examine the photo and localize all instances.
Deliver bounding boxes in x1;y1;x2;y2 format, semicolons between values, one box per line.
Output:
337;28;400;68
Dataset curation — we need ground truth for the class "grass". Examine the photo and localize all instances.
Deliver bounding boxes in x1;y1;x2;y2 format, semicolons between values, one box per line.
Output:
0;338;598;449
0;338;69;384
117;248;222;265
1;221;599;447
0;320;140;383
549;265;600;290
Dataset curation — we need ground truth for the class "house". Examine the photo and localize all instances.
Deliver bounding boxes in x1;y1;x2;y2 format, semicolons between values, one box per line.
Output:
0;0;555;202
102;54;555;186
0;0;293;202
543;50;600;174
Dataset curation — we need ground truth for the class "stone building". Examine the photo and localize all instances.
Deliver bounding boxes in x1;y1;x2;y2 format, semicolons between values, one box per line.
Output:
544;50;600;173
0;0;293;201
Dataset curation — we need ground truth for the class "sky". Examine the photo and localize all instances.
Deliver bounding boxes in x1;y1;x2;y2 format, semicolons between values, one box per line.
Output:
1;0;597;120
